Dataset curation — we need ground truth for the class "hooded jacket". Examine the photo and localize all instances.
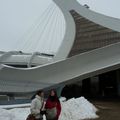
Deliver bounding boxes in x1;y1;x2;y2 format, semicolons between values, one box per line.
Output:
45;97;61;120
30;95;44;119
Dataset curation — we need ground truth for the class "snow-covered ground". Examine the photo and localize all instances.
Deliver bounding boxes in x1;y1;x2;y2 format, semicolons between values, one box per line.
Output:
0;97;98;120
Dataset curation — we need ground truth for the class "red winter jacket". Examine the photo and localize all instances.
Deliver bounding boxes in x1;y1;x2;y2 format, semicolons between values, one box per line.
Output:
45;98;61;119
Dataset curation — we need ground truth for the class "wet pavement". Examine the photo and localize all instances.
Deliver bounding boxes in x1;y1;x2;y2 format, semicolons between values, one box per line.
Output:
87;99;120;120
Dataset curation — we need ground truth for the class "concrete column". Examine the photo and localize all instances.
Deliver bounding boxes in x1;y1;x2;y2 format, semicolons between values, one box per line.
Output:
90;76;99;96
56;85;65;97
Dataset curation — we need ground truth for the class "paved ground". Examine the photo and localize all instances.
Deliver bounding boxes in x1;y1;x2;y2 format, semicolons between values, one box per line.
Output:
87;99;120;120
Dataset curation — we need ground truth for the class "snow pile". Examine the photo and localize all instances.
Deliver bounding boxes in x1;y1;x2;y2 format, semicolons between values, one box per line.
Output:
0;108;30;120
59;97;66;102
0;108;14;120
59;97;98;120
0;97;98;120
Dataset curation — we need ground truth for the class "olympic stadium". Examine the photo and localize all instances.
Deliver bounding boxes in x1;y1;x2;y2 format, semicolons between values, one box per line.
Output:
0;0;120;101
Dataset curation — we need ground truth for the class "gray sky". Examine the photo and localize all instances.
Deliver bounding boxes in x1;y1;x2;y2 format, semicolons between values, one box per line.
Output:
0;0;120;53
0;0;52;52
78;0;120;19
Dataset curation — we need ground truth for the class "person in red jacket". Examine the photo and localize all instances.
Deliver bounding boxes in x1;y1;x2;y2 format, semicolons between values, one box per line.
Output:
45;89;61;120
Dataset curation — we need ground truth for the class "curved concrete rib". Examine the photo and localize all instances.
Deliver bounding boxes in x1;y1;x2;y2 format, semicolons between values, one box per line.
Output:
53;0;76;61
0;51;21;63
0;42;120;93
54;0;120;32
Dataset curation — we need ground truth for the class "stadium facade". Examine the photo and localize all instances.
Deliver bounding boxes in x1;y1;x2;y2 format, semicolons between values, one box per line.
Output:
64;9;120;98
0;0;120;100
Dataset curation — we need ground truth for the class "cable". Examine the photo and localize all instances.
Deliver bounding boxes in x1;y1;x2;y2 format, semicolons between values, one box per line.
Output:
13;3;54;52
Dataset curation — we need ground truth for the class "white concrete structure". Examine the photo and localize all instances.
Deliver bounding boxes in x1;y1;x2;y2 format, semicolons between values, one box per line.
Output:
0;0;120;93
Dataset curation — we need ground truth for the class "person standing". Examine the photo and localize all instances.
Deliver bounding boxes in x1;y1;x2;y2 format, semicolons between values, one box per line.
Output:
45;90;61;120
30;90;44;120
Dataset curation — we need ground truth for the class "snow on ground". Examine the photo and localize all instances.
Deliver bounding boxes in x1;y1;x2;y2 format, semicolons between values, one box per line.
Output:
0;97;98;120
59;97;98;120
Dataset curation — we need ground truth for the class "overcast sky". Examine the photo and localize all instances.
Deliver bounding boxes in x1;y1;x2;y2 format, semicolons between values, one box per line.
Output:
0;0;52;52
0;0;120;53
78;0;120;19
